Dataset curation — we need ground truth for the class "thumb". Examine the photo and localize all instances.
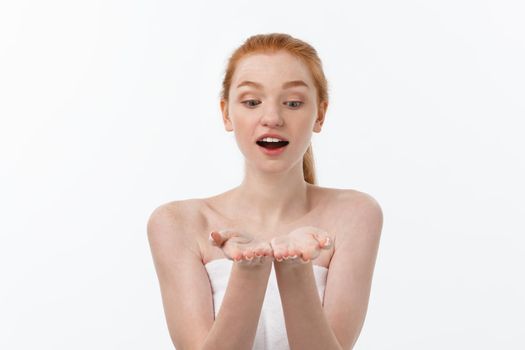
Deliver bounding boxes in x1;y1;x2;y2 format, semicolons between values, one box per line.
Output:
313;233;332;249
209;229;237;247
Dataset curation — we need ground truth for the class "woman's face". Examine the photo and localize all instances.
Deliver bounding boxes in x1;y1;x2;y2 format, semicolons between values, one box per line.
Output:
221;51;327;171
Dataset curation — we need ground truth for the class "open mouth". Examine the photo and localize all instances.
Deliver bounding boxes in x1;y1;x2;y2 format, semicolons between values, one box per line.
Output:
256;140;290;149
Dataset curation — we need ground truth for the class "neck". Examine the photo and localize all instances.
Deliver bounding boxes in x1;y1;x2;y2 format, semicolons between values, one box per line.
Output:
228;162;311;228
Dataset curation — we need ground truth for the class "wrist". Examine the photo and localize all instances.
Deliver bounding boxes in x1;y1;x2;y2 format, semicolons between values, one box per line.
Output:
273;257;312;271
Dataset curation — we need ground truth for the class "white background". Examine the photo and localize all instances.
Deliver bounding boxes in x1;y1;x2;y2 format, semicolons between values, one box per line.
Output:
1;0;524;349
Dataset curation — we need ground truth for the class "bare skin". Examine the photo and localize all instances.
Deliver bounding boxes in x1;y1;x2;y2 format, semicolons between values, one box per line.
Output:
208;228;274;265
208;213;333;267
199;183;343;269
148;183;381;349
270;225;332;263
147;50;383;349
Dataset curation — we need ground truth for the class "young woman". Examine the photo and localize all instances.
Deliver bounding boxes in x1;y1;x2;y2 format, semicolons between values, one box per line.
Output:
147;33;383;350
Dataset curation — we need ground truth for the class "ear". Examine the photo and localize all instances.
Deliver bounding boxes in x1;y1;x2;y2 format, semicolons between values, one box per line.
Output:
313;100;328;133
220;99;233;132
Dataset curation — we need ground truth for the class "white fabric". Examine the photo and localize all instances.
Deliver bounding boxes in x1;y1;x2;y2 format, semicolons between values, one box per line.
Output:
204;258;329;350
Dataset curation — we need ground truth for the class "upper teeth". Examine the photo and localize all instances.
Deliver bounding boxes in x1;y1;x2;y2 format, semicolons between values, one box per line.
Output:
260;137;284;142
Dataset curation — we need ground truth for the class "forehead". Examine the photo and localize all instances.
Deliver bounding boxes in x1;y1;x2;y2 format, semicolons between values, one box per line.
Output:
231;51;314;89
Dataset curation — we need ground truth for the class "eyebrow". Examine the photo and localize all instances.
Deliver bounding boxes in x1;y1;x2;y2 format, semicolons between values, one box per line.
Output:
236;80;310;89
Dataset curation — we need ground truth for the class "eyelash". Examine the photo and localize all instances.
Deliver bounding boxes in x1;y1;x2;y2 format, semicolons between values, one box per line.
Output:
241;99;304;109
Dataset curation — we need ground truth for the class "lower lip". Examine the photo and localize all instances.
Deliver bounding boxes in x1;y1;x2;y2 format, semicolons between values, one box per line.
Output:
257;144;288;156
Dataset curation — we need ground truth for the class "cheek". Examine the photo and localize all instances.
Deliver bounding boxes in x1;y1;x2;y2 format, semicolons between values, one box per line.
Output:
231;116;255;135
296;117;316;135
292;122;315;148
230;117;257;144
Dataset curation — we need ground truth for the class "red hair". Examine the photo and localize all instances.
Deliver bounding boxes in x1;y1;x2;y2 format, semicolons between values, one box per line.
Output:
219;33;329;185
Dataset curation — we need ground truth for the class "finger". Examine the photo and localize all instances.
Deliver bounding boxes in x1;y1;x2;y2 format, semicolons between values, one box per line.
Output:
243;248;255;260
236;253;265;266
300;252;311;263
280;240;293;260
258;244;272;257
263;246;274;262
321;236;332;249
288;242;302;259
269;239;283;261
254;248;268;259
232;251;244;262
300;248;312;262
285;247;299;260
279;253;304;265
302;245;320;262
273;247;285;262
277;244;293;261
226;245;244;262
210;229;240;247
314;233;332;249
254;242;268;258
298;250;311;263
209;231;224;246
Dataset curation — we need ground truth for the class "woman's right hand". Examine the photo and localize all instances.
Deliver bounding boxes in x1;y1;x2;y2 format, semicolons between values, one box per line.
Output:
209;229;273;266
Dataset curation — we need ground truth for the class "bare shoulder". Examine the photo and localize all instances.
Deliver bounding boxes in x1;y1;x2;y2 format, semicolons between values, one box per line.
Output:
314;185;382;216
320;187;383;246
338;188;382;228
320;188;384;349
146;199;214;348
146;198;206;260
147;198;203;226
337;188;382;217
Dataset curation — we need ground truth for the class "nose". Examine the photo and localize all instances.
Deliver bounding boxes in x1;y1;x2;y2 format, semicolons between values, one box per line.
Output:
260;105;284;127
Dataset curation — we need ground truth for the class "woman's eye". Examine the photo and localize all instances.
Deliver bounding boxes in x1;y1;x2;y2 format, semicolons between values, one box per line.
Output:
286;101;303;108
241;99;261;108
241;100;303;108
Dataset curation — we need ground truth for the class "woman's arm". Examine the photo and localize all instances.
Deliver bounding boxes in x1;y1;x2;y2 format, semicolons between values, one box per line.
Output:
275;262;343;350
202;262;272;350
147;202;272;350
273;192;383;350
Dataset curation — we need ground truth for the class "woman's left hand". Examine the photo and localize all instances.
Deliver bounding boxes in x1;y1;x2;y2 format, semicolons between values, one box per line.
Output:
270;226;332;265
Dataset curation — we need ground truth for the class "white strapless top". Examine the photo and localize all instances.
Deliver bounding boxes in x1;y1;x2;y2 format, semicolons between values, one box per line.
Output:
204;258;329;350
